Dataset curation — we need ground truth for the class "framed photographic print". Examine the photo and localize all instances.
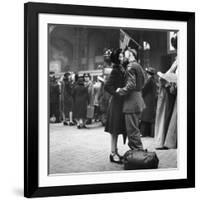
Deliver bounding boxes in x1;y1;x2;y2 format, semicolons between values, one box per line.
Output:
24;2;195;198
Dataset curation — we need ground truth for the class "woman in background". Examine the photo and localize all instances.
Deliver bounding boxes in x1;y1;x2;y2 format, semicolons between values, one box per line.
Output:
50;74;60;123
84;73;94;125
93;79;102;122
73;76;89;129
98;76;111;126
61;72;74;126
154;34;178;149
164;34;178;149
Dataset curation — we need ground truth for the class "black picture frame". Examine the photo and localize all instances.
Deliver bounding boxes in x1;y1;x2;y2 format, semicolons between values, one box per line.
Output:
24;2;195;198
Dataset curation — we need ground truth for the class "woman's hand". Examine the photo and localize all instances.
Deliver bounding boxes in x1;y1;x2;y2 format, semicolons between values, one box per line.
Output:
169;84;177;94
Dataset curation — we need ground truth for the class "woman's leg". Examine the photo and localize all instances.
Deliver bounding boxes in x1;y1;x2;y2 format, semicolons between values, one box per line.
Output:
110;134;123;163
69;111;73;122
82;118;87;128
62;112;65;122
62;112;68;125
111;134;118;154
68;111;75;125
79;118;83;127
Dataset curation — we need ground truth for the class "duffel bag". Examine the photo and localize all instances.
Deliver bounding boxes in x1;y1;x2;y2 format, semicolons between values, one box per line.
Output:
123;150;159;170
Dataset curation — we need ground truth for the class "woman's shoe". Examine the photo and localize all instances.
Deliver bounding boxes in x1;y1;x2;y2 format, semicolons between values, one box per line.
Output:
77;125;81;129
63;121;68;126
109;153;123;164
117;153;124;161
69;122;75;126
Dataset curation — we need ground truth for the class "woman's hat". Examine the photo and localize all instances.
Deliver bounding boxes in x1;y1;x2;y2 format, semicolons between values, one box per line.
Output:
103;48;112;57
63;72;71;80
83;73;91;79
77;75;84;84
110;48;123;64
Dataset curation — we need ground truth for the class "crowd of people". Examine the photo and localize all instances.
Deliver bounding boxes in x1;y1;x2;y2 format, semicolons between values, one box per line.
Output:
49;70;111;128
50;34;178;164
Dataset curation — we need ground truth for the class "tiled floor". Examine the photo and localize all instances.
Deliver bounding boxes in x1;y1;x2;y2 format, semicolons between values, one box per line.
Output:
49;123;177;174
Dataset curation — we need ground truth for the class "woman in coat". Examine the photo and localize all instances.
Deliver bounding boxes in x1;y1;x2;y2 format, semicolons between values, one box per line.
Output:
61;72;74;126
154;34;177;149
164;35;178;149
50;75;60;123
73;76;89;129
98;76;111;126
83;73;94;125
104;48;126;164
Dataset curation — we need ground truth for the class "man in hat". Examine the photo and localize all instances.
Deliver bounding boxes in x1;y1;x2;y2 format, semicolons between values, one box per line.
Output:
116;48;145;150
140;67;158;137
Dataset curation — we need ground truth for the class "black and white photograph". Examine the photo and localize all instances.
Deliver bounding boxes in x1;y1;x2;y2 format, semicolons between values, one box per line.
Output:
0;0;198;199
48;24;178;174
24;2;195;197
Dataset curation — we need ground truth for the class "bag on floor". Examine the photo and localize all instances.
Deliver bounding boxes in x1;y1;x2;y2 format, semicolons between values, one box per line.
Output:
123;149;159;170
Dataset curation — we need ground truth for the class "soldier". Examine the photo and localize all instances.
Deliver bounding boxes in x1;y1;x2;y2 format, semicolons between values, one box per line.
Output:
116;48;145;150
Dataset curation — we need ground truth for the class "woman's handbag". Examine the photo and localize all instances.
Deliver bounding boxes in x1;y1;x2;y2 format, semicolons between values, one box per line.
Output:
86;105;95;119
123;149;159;170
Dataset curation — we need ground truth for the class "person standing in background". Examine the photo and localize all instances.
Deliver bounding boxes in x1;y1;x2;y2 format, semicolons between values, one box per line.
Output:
93;79;102;122
98;49;113;126
164;34;178;149
140;67;158;137
84;73;94;124
50;74;61;123
98;76;111;126
61;72;74;126
154;34;178;149
73;76;89;129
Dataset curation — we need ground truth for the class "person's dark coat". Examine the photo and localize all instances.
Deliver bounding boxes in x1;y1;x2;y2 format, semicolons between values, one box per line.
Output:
98;80;111;126
72;80;89;119
141;76;158;123
118;61;146;114
104;64;126;143
61;80;74;116
50;79;60;121
99;83;111;113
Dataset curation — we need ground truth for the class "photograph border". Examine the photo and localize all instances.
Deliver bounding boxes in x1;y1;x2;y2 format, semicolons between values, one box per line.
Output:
24;2;195;197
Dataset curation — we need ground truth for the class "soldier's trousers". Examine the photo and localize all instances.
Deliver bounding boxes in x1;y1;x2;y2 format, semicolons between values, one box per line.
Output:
125;113;143;150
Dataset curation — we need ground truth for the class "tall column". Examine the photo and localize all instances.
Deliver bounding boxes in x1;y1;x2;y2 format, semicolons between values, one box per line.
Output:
80;28;89;70
73;27;81;72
